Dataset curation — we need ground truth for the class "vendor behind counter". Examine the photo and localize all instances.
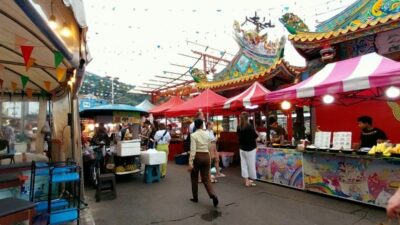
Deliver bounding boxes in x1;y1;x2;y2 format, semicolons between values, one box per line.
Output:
357;116;387;148
267;117;287;146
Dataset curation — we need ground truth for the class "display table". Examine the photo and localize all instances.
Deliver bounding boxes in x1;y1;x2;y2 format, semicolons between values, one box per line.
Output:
0;197;35;225
303;150;400;208
256;147;304;190
256;147;400;208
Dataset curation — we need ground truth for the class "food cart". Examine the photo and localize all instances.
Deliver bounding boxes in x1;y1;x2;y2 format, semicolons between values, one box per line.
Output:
80;104;146;176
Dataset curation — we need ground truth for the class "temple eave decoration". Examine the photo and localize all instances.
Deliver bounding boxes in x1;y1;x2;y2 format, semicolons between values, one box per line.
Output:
196;59;301;90
288;12;400;48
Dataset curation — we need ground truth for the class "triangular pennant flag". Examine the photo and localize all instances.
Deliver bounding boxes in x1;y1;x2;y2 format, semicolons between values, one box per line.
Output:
11;81;17;92
26;88;33;98
26;58;36;71
15;35;28;50
56;67;66;81
40;90;47;100
54;51;64;68
20;45;34;67
0;79;3;89
44;81;51;91
20;75;29;89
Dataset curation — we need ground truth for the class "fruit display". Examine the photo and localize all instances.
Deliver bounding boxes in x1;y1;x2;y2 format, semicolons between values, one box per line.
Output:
115;166;125;173
368;143;400;156
124;164;136;171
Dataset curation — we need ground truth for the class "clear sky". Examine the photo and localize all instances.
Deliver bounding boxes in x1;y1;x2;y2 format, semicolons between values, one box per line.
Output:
84;0;355;88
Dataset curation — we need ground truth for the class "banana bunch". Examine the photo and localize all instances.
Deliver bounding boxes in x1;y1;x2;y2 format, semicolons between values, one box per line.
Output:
368;143;400;156
124;164;136;171
115;166;125;173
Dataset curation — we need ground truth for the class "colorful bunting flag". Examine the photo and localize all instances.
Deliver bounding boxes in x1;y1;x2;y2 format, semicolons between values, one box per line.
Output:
11;82;17;92
44;81;51;91
56;67;66;81
20;45;34;67
26;88;33;98
15;35;28;50
26;58;36;71
20;75;29;89
54;51;64;68
40;90;47;100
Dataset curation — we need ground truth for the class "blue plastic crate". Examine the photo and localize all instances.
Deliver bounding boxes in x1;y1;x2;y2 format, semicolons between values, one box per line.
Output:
49;208;78;225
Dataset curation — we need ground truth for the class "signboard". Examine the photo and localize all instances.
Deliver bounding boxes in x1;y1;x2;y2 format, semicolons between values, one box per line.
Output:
376;28;400;55
113;111;140;124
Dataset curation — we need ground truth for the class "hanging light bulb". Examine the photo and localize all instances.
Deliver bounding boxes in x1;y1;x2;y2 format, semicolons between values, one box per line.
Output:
386;86;400;98
61;22;71;37
48;15;57;29
281;101;291;110
322;94;335;104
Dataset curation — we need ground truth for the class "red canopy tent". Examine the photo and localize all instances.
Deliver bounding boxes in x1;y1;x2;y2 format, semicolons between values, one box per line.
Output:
149;96;185;116
165;89;227;117
214;82;271;111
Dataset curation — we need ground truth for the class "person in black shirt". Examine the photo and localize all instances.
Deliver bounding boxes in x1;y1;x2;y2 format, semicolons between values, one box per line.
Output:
237;112;258;187
357;116;387;148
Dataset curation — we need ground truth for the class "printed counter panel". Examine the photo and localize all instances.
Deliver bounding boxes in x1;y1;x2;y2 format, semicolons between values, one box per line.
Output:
256;147;304;190
303;152;400;208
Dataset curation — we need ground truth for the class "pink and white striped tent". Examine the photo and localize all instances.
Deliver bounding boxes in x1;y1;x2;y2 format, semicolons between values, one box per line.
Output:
215;82;271;110
266;53;400;102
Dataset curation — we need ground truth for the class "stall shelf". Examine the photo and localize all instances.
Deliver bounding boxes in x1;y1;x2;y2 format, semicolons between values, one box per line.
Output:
114;140;141;176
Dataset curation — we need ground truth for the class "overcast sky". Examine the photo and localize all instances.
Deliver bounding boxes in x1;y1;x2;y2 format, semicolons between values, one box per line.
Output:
84;0;355;88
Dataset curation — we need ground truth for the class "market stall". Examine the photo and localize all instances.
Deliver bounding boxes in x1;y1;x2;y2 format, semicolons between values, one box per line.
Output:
79;104;146;177
0;0;90;224
149;96;184;117
254;52;400;208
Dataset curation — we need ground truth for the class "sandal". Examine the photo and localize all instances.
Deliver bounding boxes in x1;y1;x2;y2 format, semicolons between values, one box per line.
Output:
211;179;218;183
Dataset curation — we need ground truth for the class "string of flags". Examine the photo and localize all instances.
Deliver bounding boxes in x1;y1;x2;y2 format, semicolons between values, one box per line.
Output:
0;34;68;99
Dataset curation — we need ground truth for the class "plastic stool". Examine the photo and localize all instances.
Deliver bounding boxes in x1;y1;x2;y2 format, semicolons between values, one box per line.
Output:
144;165;161;184
95;173;117;202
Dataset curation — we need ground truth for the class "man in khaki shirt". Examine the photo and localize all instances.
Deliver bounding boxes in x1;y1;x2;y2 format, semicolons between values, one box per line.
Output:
188;119;219;207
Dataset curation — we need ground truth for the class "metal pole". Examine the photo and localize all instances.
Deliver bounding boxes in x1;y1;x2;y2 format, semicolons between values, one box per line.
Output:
111;78;114;104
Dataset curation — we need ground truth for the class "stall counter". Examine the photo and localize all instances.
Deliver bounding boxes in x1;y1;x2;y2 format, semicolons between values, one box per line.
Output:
256;147;400;208
256;147;304;190
303;151;400;208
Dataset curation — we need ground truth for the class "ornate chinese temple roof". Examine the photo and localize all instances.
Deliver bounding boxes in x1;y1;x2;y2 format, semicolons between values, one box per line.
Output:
193;21;301;91
283;0;400;56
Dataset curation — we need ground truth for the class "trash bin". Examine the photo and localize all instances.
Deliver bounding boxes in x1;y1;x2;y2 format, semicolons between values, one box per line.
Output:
219;152;234;168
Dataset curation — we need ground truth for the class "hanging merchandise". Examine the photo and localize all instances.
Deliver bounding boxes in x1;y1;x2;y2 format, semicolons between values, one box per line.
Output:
54;51;64;68
20;45;34;67
20;75;29;89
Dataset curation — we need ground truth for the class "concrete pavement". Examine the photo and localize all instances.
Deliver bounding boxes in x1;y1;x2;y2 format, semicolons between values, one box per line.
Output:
85;163;387;225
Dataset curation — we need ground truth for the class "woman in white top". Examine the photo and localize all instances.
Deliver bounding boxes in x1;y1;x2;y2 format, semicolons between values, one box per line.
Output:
154;123;171;178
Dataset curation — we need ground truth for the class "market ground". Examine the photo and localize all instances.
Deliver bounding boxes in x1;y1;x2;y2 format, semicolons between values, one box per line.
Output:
83;163;387;225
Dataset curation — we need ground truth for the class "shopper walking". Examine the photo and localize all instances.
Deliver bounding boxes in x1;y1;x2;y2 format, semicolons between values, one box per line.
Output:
189;119;219;207
237;112;258;187
206;121;225;178
154;123;171;178
387;187;400;218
